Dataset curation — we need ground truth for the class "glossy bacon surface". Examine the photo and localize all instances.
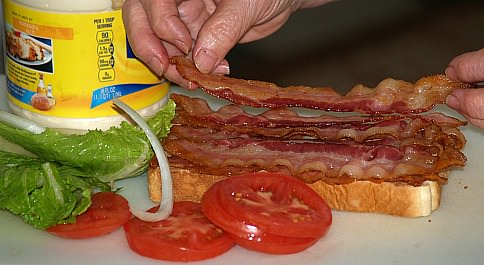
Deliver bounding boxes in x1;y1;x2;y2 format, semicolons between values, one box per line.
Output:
164;94;467;186
171;56;472;114
171;94;467;148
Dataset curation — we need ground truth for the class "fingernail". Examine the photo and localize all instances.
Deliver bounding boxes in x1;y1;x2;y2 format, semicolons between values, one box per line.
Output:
175;40;190;54
445;66;457;80
147;57;164;76
446;94;460;110
195;49;218;74
213;63;230;75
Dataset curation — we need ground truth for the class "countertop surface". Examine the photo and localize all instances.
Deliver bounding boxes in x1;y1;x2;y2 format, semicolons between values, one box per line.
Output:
1;82;484;265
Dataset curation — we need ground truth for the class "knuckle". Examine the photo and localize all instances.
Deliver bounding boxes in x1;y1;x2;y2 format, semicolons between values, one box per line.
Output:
208;18;241;48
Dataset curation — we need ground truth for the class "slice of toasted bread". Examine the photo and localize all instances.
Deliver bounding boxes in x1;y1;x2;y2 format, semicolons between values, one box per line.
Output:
148;165;442;217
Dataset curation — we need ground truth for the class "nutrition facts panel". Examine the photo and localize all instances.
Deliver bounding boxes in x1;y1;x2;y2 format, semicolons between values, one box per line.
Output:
95;17;115;82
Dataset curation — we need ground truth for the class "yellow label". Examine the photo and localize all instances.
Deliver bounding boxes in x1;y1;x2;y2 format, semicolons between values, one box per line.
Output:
3;1;168;119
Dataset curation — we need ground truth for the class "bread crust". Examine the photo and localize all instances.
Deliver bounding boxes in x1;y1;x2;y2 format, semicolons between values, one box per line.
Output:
148;166;442;217
308;179;441;217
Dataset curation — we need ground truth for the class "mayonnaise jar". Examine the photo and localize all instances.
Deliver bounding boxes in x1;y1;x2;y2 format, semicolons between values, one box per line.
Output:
2;0;169;130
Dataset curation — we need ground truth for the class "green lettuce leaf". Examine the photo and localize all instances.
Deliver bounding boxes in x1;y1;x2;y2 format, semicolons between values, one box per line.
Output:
0;99;176;182
0;150;109;229
146;98;176;140
0;99;176;229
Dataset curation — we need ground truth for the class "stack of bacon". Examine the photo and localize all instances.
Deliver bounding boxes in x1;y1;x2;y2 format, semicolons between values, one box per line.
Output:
163;56;471;189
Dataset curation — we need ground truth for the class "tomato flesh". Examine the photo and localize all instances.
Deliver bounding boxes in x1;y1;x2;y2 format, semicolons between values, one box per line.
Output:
47;192;131;239
202;181;320;254
124;201;234;262
220;172;332;238
201;172;332;254
202;181;267;239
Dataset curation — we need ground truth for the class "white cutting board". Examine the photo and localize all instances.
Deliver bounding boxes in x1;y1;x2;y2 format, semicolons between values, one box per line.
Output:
1;81;484;265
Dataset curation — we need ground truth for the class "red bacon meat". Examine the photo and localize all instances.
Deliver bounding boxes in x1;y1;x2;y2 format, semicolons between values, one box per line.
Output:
164;94;467;187
170;56;473;114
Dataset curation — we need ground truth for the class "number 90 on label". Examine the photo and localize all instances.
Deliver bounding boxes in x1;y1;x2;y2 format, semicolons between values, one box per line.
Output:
97;30;113;44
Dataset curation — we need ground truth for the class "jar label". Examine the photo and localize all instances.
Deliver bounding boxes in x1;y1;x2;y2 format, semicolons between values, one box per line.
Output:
3;1;169;119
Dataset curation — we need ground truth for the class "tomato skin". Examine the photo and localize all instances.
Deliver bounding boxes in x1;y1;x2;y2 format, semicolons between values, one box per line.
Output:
229;232;319;255
202;183;319;254
201;173;332;255
202;181;267;240
47;192;131;239
124;201;234;262
219;172;332;239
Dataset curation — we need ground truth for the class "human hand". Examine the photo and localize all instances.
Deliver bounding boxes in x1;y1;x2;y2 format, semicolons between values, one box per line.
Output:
122;0;333;89
445;48;484;128
122;0;211;88
184;0;333;75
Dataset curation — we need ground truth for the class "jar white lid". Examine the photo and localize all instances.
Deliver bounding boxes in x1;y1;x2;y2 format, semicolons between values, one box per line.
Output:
12;0;115;12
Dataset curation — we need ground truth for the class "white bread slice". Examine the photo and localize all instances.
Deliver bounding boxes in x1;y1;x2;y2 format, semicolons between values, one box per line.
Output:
308;179;441;217
148;165;443;217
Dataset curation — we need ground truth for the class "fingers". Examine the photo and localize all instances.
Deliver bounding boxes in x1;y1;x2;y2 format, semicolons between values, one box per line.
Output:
138;0;192;54
192;1;252;73
123;0;169;75
445;48;484;128
445;48;484;83
178;0;213;40
162;43;194;89
190;0;297;74
123;0;194;77
447;88;484;128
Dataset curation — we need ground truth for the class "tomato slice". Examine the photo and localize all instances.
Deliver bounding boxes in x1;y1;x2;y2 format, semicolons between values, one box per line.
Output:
229;232;320;255
47;192;131;239
218;172;332;238
202;181;266;240
202;182;319;254
123;201;235;262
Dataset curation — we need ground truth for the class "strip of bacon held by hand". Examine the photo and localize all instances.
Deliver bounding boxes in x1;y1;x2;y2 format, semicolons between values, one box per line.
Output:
170;56;473;114
164;94;467;186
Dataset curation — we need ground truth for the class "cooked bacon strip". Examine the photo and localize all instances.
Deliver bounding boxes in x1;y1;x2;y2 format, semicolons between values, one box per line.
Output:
164;156;447;187
164;127;464;186
164;94;467;186
168;124;460;153
172;93;467;127
171;94;467;149
171;56;473;114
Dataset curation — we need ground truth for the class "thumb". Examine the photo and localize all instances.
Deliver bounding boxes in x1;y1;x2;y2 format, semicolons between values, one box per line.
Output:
445;48;484;83
447;88;484;128
192;1;253;73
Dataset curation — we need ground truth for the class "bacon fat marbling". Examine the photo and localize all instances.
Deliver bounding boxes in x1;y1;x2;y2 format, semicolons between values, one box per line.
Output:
164;94;467;186
170;56;473;114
